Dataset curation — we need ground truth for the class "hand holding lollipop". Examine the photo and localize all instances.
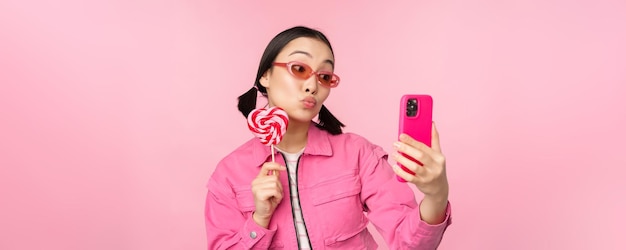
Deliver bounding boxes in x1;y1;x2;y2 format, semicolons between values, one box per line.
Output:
247;106;288;227
247;106;289;163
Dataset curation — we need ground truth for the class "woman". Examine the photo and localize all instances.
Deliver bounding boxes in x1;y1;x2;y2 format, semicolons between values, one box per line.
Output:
205;26;451;249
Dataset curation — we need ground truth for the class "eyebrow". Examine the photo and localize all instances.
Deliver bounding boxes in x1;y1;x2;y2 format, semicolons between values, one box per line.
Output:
288;50;335;67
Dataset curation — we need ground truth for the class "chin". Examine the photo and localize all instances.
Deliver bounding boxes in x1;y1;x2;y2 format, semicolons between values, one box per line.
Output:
288;114;316;124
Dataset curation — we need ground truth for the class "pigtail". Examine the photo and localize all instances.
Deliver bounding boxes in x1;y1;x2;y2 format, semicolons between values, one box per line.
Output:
316;105;345;135
237;87;258;118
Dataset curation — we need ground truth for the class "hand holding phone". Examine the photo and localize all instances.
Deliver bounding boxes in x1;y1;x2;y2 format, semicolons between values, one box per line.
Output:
396;94;433;182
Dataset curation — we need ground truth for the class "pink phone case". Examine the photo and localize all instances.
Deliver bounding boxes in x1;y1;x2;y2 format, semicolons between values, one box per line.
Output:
397;94;433;182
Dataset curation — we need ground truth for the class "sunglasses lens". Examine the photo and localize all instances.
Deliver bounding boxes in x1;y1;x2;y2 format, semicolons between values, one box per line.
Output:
289;63;311;79
317;73;338;87
318;73;332;85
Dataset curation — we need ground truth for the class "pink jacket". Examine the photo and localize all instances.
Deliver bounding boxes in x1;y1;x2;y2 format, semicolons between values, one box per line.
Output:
205;124;451;249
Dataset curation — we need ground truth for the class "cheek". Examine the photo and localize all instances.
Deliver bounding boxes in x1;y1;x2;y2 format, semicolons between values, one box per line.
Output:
273;74;298;91
318;89;331;103
267;78;297;104
272;82;298;98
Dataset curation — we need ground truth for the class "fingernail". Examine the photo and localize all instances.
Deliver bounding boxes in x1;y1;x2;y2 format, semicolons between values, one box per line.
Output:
393;142;401;149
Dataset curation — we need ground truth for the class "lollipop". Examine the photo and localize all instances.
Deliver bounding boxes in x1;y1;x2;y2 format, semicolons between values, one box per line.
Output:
247;106;289;163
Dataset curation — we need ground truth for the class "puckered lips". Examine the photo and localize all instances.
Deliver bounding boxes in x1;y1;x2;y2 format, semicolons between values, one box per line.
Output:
302;96;317;109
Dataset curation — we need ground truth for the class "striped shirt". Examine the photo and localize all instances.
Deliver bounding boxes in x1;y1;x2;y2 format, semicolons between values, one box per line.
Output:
277;147;311;250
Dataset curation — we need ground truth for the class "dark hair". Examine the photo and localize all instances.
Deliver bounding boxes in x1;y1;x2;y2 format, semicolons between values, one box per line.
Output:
237;26;345;135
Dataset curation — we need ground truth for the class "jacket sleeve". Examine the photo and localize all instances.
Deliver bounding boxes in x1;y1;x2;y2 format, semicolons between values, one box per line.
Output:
205;175;277;249
358;144;452;250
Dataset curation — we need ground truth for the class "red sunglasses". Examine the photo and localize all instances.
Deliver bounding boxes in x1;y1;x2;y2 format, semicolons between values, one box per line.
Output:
272;61;340;88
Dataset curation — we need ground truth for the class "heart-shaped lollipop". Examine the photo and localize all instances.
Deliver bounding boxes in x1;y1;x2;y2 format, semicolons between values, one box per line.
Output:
247;106;289;162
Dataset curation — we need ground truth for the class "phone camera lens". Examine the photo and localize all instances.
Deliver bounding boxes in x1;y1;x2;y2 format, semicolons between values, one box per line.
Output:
406;98;418;117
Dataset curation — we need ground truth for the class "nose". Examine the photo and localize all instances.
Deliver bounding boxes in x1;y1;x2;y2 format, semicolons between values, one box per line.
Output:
303;74;318;95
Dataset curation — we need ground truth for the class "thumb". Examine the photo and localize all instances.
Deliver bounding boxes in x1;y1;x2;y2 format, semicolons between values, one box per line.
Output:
431;122;442;152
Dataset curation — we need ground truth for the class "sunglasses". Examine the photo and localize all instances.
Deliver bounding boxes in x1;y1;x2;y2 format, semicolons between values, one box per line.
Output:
272;61;340;88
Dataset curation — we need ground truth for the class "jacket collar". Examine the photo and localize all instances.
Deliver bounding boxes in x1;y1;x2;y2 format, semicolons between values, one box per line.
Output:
251;123;333;167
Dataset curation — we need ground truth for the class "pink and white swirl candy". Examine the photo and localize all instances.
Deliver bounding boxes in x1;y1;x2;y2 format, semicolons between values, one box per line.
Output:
247;107;289;146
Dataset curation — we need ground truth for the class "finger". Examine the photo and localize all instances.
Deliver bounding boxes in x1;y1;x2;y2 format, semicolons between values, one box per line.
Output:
267;185;283;202
273;188;283;201
268;169;279;178
256;183;283;199
252;179;283;198
393;141;434;167
392;152;428;176
253;174;281;186
431;122;442;153
255;187;283;202
251;174;280;191
392;165;422;183
258;162;286;177
399;133;431;153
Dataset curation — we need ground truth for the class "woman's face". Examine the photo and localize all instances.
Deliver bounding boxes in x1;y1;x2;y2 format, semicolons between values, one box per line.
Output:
260;37;335;124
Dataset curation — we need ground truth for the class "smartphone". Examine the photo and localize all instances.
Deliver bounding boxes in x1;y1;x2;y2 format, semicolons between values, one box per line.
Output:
397;94;433;182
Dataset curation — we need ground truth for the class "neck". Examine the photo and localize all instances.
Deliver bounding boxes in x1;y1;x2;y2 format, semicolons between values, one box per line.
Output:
276;120;310;153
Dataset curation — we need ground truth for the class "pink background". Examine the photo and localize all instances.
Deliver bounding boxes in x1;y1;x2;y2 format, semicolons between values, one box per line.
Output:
1;0;625;249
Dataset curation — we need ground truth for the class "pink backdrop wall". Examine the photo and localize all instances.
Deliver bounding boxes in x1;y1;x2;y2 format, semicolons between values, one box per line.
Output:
1;0;625;249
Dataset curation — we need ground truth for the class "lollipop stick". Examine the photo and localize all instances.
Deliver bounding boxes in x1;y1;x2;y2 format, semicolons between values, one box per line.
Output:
271;144;275;163
270;145;276;176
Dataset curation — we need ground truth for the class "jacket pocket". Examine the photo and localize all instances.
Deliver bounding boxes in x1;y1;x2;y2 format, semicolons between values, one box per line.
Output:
234;185;255;212
311;172;361;206
324;224;377;249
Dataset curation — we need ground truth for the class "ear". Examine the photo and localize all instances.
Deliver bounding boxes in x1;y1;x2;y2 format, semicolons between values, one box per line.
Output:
259;70;270;88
